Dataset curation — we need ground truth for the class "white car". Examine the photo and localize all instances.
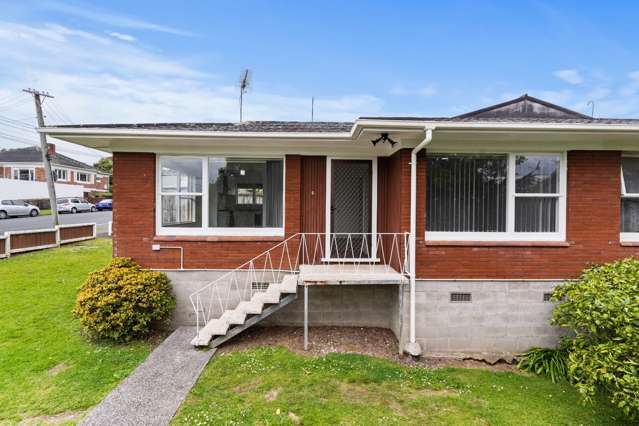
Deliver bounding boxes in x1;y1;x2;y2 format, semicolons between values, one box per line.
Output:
0;199;40;219
57;198;96;214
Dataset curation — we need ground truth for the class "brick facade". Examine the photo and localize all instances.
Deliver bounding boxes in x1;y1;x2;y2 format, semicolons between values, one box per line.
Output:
415;150;639;279
112;153;302;269
112;150;638;277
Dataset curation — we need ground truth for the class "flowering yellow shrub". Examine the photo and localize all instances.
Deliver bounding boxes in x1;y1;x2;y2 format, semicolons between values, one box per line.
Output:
73;257;175;342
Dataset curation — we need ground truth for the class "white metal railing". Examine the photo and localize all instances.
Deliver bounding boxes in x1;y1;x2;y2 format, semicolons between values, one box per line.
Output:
189;232;410;334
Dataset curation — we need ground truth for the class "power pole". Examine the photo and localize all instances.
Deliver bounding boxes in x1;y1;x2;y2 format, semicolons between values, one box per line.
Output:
23;88;59;226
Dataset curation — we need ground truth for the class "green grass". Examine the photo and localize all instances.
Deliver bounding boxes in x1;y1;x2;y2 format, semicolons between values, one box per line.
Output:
174;347;631;426
39;209;51;216
0;239;152;424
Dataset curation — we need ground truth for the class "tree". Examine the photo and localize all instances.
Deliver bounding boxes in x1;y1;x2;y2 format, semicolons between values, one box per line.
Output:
93;157;112;174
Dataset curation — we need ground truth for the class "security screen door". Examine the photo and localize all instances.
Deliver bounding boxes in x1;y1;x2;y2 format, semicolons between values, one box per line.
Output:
329;159;373;258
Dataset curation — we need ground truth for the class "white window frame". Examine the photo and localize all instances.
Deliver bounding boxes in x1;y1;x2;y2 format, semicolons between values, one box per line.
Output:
425;151;567;242
54;168;68;182
76;171;92;183
12;167;35;181
620;154;639;242
155;155;286;237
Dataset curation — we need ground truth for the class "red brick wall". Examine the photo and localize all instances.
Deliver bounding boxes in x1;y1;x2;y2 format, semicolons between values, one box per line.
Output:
112;150;638;276
112;153;302;269
415;150;639;279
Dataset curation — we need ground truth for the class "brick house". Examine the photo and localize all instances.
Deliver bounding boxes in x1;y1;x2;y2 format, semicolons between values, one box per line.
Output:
0;144;110;198
40;95;639;357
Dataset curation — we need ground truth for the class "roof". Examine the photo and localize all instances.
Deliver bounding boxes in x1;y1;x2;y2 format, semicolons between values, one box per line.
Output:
0;146;104;173
361;94;639;125
41;94;639;133
49;121;354;133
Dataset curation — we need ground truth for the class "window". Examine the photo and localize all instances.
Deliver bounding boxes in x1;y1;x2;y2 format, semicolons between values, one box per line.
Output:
426;153;565;241
621;157;639;240
54;169;68;181
160;157;202;228
157;156;285;236
12;168;35;181
76;172;91;183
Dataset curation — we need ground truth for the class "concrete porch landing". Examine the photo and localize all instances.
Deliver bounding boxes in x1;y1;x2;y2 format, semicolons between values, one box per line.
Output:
299;264;407;285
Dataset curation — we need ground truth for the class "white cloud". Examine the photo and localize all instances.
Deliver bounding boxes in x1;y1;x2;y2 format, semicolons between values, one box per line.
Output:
554;69;584;85
0;21;382;163
390;84;437;97
41;1;193;36
107;31;136;42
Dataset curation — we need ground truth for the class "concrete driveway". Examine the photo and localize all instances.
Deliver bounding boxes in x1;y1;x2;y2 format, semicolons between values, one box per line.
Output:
0;211;112;236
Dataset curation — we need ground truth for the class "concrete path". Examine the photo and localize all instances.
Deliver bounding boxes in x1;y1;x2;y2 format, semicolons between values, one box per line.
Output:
80;327;215;426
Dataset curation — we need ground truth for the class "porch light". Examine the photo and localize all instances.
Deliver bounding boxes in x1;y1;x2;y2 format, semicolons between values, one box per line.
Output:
370;132;397;147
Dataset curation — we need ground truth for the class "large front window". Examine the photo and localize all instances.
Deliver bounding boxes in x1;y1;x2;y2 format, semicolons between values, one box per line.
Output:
158;156;284;235
426;153;565;241
621;156;639;240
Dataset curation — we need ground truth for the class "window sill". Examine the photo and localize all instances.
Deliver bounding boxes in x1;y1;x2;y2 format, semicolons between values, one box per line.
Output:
154;235;284;242
423;240;571;247
620;241;639;247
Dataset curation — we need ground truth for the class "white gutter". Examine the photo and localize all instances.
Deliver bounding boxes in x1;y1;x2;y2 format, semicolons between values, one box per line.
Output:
405;127;434;356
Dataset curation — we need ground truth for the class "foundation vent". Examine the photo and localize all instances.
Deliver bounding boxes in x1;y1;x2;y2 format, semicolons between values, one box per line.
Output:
252;282;270;292
543;292;553;302
450;292;472;303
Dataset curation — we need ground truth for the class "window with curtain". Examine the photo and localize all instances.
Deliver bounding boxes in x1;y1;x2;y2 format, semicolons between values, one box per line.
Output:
158;156;284;234
621;157;639;234
208;158;283;228
427;155;507;232
514;155;560;232
426;153;564;240
160;157;203;228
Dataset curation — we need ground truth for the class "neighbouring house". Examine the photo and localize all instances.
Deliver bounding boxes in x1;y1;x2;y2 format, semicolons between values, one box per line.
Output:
39;94;639;357
0;144;110;205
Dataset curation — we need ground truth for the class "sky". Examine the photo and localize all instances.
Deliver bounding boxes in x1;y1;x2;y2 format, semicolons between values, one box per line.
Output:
1;0;639;164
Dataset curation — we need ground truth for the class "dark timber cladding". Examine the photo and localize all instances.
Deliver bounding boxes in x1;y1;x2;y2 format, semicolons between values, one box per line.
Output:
300;156;326;233
10;230;57;250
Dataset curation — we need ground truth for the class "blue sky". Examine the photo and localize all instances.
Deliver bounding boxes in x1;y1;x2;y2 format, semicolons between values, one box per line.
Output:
1;0;639;162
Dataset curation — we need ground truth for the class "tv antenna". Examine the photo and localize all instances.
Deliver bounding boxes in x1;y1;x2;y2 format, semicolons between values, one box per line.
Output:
239;69;251;122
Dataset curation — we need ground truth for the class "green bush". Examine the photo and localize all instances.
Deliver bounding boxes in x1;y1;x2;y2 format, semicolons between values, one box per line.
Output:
552;258;639;418
73;257;176;342
518;345;569;383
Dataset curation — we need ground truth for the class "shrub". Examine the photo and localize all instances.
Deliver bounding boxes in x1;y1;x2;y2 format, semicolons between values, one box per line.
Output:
73;257;176;342
518;345;569;383
552;258;639;418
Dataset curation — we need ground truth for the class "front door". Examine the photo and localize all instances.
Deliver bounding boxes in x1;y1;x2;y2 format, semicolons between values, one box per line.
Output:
328;159;374;259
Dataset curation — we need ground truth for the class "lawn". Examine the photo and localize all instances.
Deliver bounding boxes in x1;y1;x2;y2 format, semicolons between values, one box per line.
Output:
0;238;153;424
39;209;51;216
174;347;631;426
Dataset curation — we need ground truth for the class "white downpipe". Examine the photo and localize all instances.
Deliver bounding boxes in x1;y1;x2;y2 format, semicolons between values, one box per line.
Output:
406;128;434;356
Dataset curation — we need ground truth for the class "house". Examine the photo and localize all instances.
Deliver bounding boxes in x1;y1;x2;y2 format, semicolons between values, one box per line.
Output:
39;94;639;357
0;144;110;202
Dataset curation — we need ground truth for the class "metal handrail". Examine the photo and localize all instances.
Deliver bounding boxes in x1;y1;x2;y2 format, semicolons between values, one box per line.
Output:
189;232;410;334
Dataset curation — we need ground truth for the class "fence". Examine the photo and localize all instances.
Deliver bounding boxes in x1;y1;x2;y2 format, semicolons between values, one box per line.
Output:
0;223;96;258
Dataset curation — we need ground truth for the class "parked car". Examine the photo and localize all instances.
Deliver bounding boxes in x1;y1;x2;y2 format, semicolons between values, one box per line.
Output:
0;199;40;219
95;199;112;211
57;198;96;214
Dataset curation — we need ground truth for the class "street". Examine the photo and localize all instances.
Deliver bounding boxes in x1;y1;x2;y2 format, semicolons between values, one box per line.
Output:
0;211;112;236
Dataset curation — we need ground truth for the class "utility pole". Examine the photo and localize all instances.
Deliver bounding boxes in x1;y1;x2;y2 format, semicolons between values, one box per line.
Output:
23;88;59;226
311;97;315;122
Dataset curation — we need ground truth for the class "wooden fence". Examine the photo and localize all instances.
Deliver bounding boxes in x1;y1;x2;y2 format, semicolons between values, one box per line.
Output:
0;223;96;258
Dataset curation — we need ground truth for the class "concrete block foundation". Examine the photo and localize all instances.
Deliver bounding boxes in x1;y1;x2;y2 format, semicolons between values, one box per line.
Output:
164;270;562;357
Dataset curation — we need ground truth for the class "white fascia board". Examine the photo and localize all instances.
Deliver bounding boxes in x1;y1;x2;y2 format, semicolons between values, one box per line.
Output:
354;119;639;132
38;126;354;140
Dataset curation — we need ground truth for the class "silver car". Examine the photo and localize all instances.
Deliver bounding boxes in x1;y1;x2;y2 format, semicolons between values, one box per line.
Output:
57;198;96;214
0;199;40;219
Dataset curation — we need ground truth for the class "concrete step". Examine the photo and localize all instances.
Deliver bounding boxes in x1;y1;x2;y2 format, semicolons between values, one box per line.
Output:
221;309;247;325
237;300;264;315
202;318;229;336
252;290;281;304
279;275;298;293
